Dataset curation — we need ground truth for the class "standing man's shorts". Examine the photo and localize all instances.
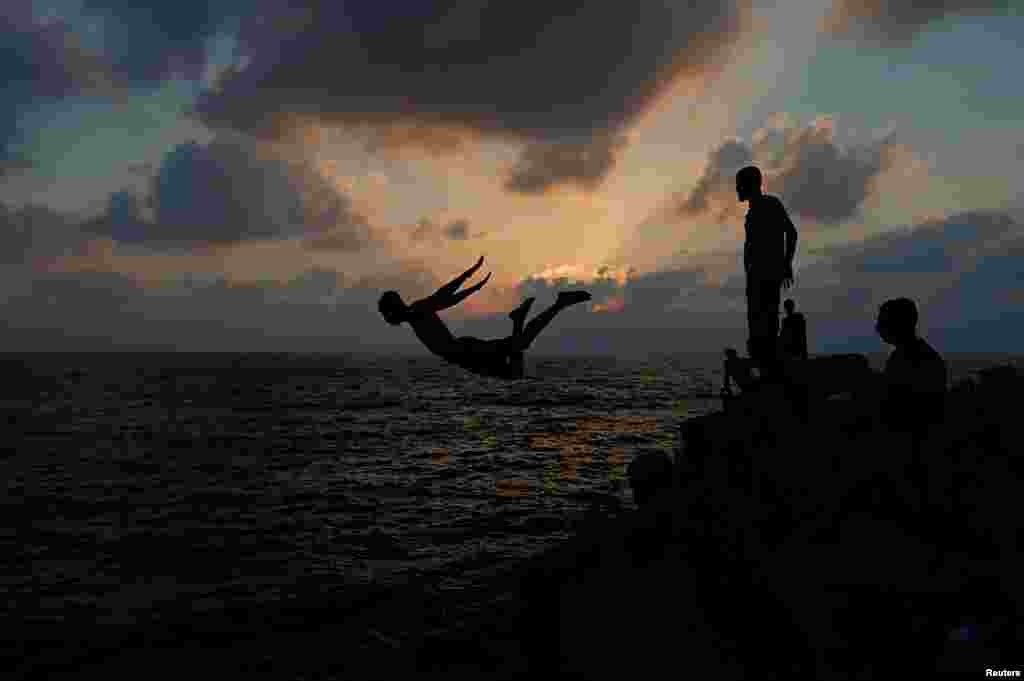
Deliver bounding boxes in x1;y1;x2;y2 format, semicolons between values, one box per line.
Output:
745;275;782;363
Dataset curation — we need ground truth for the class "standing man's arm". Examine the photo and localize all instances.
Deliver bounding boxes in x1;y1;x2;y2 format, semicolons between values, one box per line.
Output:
798;316;809;360
780;200;798;289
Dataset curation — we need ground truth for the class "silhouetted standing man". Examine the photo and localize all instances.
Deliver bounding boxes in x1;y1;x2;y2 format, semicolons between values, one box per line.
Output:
779;299;808;361
736;166;797;380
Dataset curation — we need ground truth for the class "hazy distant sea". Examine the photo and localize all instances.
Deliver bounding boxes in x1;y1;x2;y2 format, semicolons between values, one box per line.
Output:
2;351;1017;634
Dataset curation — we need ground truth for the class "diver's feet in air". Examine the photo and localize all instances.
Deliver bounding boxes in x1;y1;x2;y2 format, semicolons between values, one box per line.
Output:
509;297;535;323
556;291;592;307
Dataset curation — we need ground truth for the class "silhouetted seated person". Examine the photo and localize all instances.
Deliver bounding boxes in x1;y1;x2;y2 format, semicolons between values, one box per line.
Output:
875;298;948;435
778;298;808;361
379;256;591;379
721;347;758;397
627;451;674;508
624;451;680;562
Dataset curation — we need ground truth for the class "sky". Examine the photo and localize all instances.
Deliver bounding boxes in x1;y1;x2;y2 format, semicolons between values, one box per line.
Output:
2;0;1022;355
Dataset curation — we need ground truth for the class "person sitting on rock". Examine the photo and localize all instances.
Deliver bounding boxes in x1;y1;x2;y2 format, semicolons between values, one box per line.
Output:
875;297;948;434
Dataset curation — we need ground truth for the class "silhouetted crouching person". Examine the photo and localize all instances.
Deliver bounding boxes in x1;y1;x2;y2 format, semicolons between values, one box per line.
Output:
779;299;808;361
379;256;591;379
736;166;798;382
875;298;947;510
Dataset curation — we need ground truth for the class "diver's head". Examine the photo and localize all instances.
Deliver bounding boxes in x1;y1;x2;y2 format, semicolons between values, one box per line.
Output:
378;290;408;326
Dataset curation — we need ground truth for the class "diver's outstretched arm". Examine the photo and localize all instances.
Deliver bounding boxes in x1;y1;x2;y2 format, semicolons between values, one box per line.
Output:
431;272;491;312
432;256;484;300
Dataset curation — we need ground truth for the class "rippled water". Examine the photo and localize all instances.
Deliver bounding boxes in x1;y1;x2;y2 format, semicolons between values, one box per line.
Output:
1;351;1011;633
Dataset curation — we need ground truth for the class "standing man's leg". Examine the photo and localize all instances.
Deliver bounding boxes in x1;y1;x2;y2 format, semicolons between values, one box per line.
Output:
746;279;758;359
748;276;782;380
764;278;782;380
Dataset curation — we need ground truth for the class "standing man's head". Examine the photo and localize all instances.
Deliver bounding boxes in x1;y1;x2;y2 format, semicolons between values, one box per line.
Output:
725;347;739;360
736;165;762;202
876;297;918;346
783;299;796;315
378;290;408;326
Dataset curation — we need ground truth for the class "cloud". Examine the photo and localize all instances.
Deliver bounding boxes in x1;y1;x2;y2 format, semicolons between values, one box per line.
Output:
676;138;753;218
783;210;1023;347
504;134;628;195
0;158;35;179
77;0;244;85
491;210;1024;353
0;258;448;352
677;115;908;226
0;202;93;266
197;2;752;147
0;7;114;165
821;0;1018;45
445;219;470;241
0;1;253;172
407;217;477;244
83;135;375;249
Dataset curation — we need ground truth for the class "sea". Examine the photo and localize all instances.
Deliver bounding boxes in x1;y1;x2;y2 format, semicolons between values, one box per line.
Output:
2;351;1018;649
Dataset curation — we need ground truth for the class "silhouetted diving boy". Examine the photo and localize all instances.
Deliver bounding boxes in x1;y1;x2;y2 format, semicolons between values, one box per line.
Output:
779;299;808;361
378;256;591;379
736;166;798;380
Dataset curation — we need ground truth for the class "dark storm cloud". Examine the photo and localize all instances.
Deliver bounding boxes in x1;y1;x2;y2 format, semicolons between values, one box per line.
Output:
0;6;113;166
811;211;1015;274
823;0;1018;44
84;136;374;249
0;0;248;164
678;119;901;225
197;1;751;145
782;211;1023;346
677;139;753;216
78;0;244;85
504;134;628;195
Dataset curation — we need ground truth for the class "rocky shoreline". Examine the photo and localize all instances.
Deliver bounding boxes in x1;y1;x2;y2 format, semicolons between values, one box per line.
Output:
420;362;1022;678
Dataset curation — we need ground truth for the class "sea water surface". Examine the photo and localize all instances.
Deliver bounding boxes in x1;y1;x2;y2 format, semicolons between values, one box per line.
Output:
2;351;1013;639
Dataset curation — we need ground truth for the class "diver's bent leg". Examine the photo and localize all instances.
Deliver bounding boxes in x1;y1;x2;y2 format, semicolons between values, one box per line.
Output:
508;297;535;339
515;292;590;350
